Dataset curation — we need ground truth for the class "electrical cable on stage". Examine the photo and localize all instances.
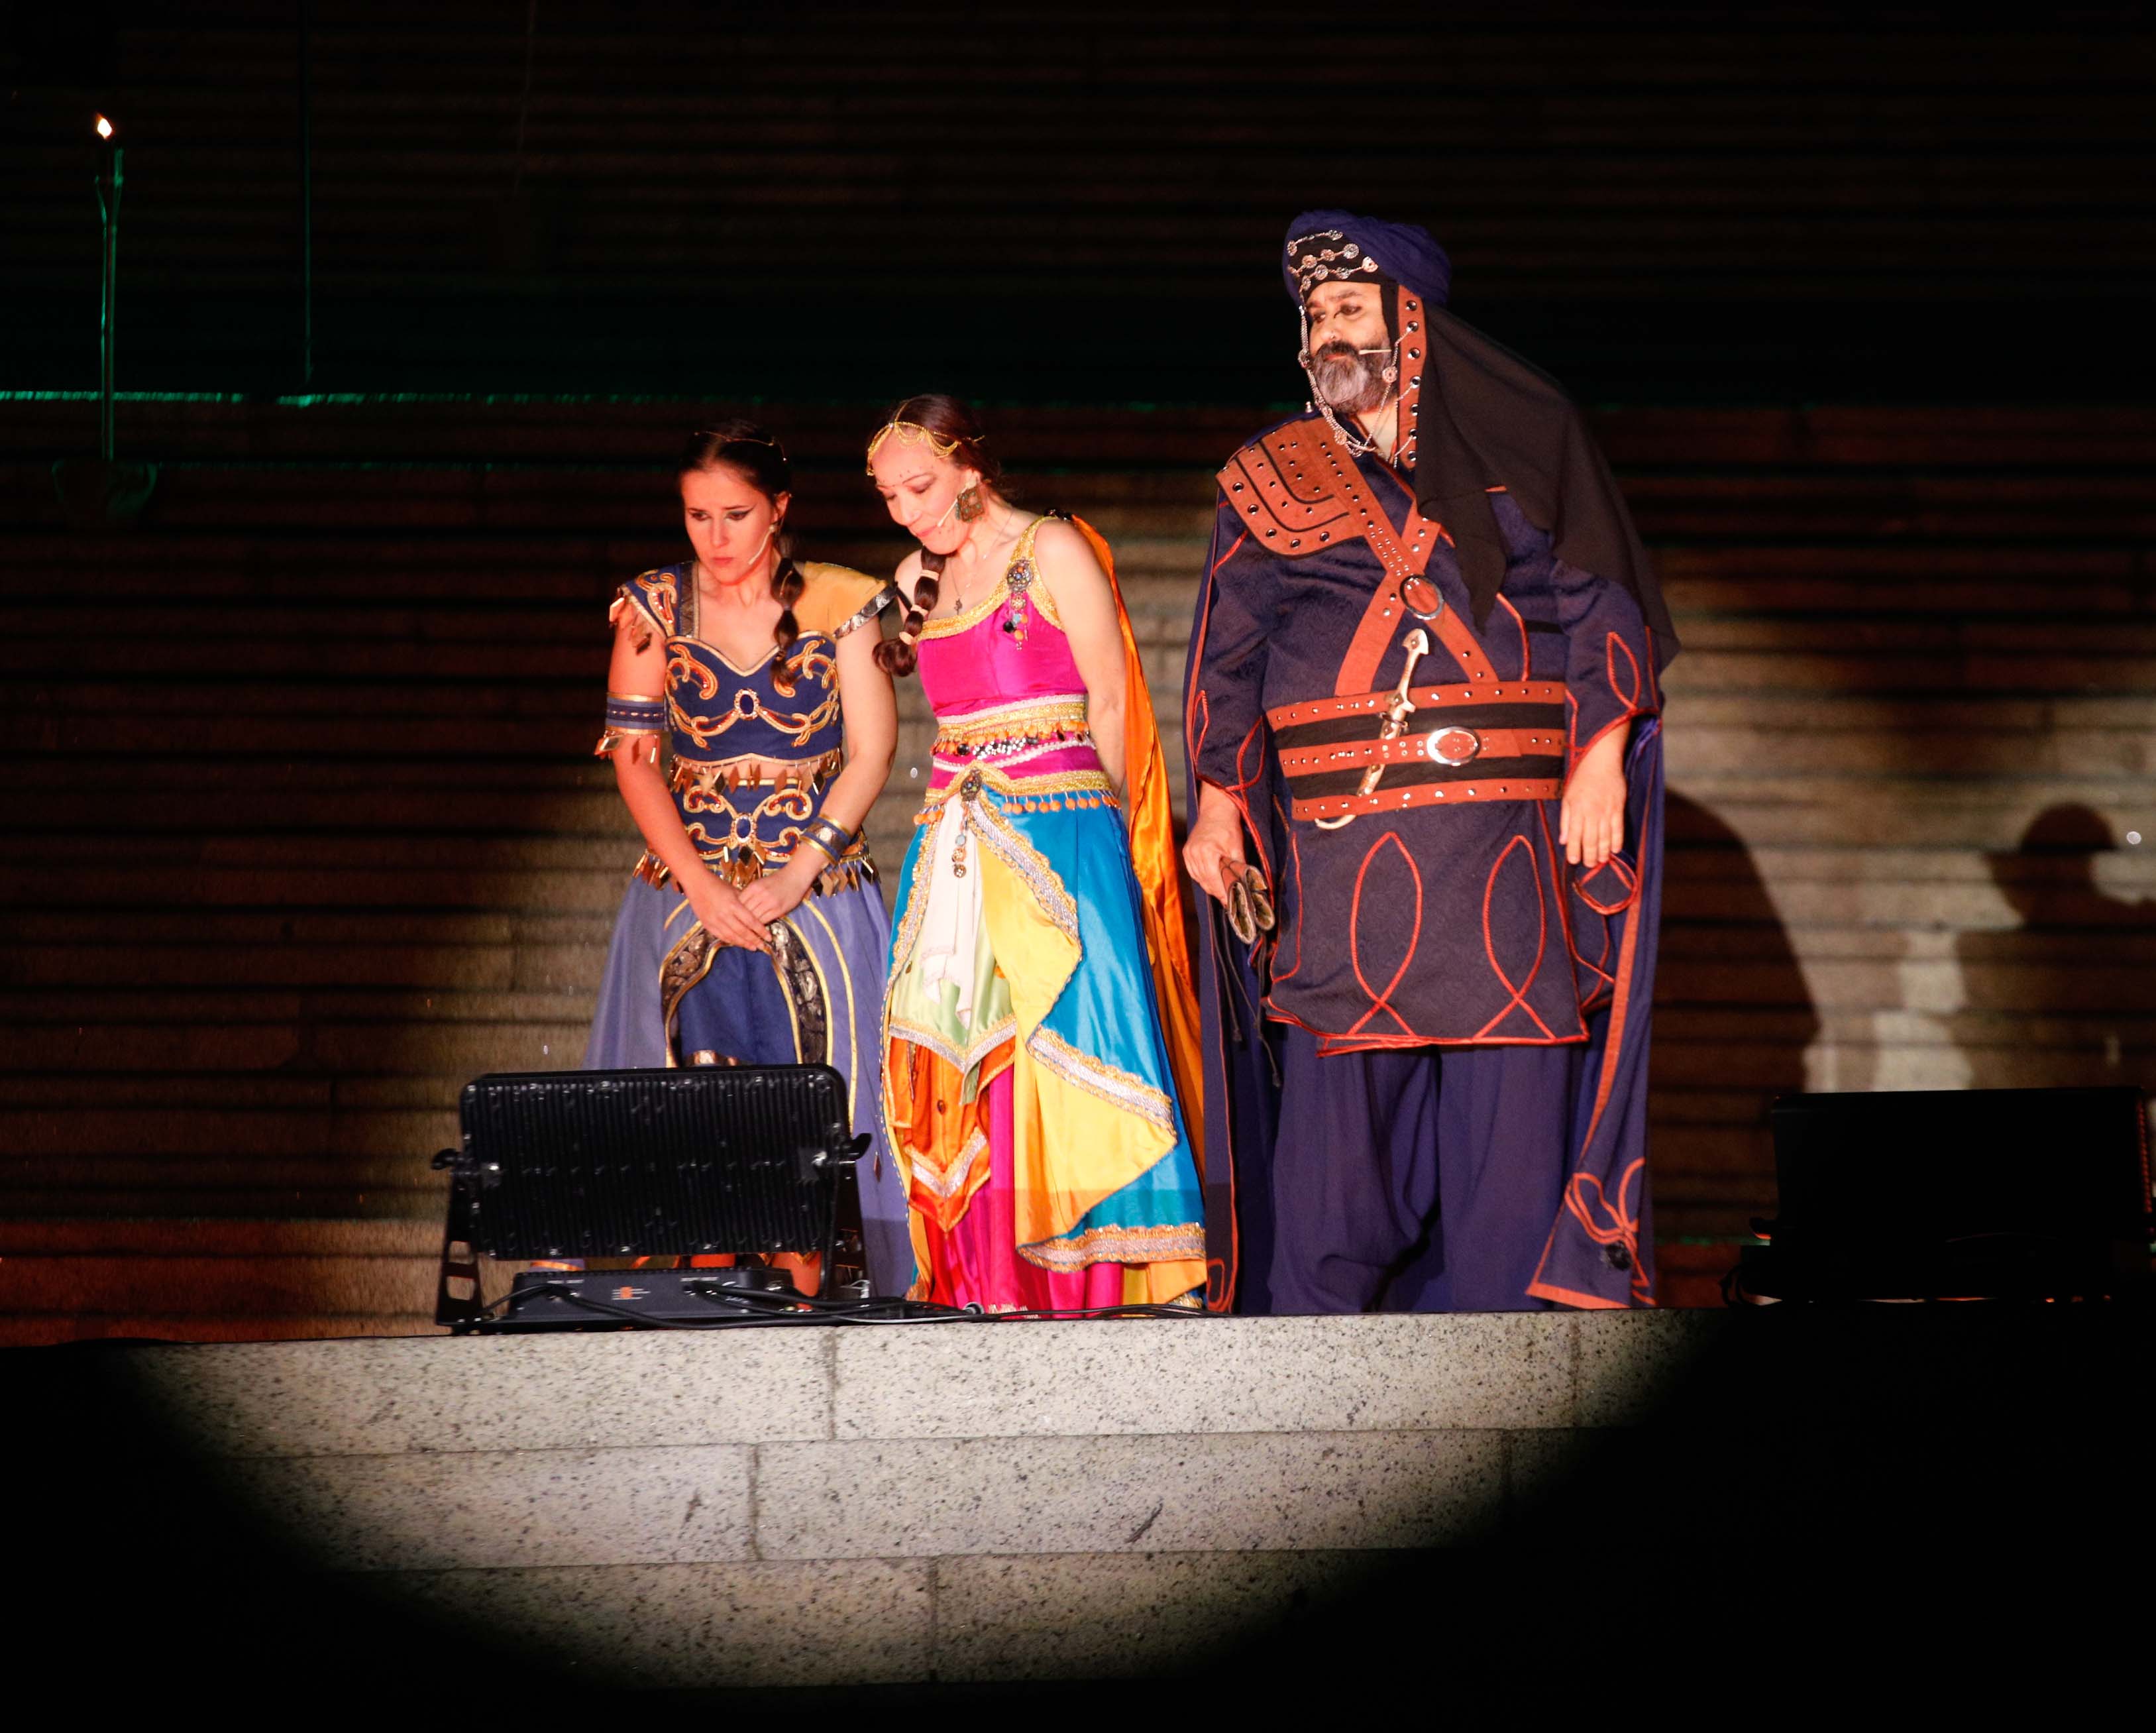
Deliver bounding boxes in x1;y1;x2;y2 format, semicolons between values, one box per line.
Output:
504;1279;1210;1331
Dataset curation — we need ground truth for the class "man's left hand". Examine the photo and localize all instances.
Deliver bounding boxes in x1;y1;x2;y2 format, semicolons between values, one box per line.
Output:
1559;728;1629;870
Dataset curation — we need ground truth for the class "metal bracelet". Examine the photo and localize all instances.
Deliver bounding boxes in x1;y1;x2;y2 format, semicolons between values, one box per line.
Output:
800;817;854;865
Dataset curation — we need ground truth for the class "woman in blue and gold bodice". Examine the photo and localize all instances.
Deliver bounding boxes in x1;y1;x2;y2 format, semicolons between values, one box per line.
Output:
583;421;910;1290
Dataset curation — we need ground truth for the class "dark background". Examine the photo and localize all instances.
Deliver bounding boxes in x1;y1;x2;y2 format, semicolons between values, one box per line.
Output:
7;1;2155;404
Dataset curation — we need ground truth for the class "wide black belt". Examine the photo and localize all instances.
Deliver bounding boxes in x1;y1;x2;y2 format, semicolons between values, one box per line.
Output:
1267;679;1568;820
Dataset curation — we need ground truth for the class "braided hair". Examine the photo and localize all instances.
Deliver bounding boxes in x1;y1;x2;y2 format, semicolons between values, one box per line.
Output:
679;420;806;686
868;394;1001;678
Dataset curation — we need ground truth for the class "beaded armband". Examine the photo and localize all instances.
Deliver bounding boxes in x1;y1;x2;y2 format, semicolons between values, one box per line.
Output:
594;692;667;757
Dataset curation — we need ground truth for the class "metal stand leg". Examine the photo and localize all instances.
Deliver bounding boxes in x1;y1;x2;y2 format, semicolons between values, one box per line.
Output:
817;1133;871;1298
431;1148;486;1331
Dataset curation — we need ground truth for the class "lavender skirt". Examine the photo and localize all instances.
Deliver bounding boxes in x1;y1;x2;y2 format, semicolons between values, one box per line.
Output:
582;871;913;1296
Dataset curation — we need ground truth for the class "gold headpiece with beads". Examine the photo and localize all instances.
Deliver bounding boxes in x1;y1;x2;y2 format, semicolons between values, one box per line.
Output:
865;419;966;474
692;429;788;459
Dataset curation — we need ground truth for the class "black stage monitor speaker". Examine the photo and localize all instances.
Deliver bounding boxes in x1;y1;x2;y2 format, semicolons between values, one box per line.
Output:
432;1066;868;1329
1738;1086;2153;1301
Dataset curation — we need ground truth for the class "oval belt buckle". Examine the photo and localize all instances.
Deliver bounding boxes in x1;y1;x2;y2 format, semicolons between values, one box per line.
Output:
1400;575;1445;621
1428;725;1482;766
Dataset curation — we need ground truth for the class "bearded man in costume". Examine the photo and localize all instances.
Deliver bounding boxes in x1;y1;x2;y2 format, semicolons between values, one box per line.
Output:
1182;211;1680;1313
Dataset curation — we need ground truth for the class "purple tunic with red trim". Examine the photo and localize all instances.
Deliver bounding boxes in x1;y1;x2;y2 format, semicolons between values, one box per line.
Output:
1185;408;1668;1308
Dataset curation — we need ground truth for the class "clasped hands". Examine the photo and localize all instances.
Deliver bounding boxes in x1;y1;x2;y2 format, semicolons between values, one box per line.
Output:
684;856;818;953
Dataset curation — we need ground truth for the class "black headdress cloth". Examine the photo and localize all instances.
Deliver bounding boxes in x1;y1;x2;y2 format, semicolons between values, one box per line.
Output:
1285;209;1678;669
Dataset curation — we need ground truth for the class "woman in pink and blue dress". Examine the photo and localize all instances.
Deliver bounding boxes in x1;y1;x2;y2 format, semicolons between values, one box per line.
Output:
867;396;1208;1312
584;421;912;1293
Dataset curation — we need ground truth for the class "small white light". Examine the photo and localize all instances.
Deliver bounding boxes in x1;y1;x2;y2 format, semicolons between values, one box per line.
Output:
2128;831;2142;846
542;1044;551;1055
94;115;113;140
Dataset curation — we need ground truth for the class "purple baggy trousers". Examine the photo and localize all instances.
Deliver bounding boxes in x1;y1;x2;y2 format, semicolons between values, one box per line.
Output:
1266;1025;1574;1313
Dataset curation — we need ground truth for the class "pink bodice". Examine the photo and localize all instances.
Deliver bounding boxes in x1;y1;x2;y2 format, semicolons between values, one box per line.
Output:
913;520;1107;798
916;590;1085;718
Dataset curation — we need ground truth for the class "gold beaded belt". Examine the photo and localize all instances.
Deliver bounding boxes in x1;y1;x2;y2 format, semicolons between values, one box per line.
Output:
932;695;1091;759
671;747;844;797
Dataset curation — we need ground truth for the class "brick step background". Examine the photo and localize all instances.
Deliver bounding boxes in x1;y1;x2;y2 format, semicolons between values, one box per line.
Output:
5;396;2155;1339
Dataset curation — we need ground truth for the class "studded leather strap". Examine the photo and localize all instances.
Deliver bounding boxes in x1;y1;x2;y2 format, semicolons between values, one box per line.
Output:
1289;776;1563;823
1240;418;1497;694
1266;678;1566;732
1294;420;1504;693
1276;726;1562;779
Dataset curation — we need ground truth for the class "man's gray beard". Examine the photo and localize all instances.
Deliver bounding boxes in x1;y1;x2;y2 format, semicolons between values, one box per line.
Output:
1310;346;1391;416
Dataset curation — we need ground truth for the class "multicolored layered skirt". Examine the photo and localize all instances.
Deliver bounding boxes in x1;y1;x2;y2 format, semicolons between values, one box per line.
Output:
884;697;1206;1310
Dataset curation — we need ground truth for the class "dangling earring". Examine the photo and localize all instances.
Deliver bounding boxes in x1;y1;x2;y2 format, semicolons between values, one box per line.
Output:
955;484;985;522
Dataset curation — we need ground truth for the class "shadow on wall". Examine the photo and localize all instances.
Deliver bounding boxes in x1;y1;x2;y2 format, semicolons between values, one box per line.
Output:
1649;797;2156;1298
1959;805;2156;1093
1653;792;1817;1272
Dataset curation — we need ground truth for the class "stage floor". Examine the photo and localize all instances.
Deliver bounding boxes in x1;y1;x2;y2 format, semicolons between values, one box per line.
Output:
27;1304;2144;1695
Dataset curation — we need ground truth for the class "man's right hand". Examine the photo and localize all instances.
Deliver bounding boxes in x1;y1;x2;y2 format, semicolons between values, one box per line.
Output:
1182;783;1248;905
